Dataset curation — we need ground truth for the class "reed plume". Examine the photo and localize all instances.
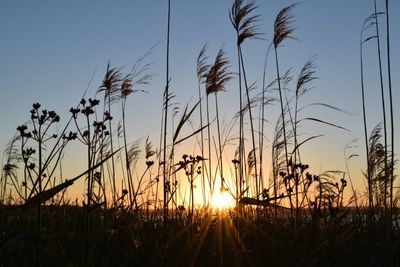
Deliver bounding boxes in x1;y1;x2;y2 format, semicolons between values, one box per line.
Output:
98;62;122;204
273;3;297;177
206;48;232;192
230;0;262;199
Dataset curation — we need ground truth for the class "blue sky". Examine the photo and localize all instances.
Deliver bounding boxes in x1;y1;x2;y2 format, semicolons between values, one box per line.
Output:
0;0;399;199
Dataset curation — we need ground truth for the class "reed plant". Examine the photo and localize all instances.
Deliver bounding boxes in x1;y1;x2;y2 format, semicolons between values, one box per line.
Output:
230;0;262;200
273;3;297;180
206;48;232;195
373;0;389;212
385;0;394;219
162;0;171;222
196;44;209;206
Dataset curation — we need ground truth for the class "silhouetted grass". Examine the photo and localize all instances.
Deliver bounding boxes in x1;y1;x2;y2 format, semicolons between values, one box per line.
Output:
0;0;398;266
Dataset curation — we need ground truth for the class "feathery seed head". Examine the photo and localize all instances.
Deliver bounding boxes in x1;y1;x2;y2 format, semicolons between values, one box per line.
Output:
296;55;318;97
197;44;210;83
206;48;232;95
98;62;122;103
121;77;133;98
230;0;262;45
273;3;298;48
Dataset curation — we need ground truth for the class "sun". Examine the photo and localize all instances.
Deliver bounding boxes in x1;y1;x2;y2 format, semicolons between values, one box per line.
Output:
211;189;235;210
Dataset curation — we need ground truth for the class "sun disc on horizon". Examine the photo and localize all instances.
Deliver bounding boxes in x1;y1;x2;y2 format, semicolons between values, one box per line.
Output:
211;189;235;210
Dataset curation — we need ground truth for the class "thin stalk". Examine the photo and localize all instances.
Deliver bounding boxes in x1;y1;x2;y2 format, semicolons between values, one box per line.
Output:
385;0;394;217
259;44;272;193
274;48;290;177
163;0;171;222
237;46;244;200
239;48;259;199
121;99;134;207
373;0;388;210
215;93;224;190
156;93;165;211
37;123;42;231
360;22;372;210
85;114;92;265
106;98;116;205
190;164;194;221
196;44;209;206
206;95;213;201
132;166;150;206
197;79;206;206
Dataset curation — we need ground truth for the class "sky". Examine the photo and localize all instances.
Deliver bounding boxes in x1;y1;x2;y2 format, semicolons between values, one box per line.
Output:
0;0;399;203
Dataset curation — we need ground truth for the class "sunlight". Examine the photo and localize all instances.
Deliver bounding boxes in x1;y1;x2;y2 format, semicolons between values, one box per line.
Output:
211;189;235;210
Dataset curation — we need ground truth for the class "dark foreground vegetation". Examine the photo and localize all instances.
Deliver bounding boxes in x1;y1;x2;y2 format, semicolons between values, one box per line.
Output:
1;205;400;266
1;0;398;266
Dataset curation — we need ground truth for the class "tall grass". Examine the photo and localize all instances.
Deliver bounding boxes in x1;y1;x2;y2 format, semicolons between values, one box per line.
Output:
385;0;394;219
163;0;171;222
360;12;381;211
196;44;209;206
230;0;262;200
273;3;297;185
206;48;232;194
373;0;389;212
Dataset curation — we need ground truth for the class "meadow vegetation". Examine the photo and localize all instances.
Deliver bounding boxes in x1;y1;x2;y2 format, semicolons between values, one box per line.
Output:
0;0;398;266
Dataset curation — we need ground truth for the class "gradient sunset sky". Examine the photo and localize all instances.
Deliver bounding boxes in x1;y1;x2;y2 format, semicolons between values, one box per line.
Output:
0;0;399;200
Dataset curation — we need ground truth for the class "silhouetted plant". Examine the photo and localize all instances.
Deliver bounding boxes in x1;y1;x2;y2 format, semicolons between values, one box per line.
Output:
98;63;122;205
372;0;388;211
360;11;382;210
258;43;275;197
230;0;262;200
385;0;394;218
206;47;232;199
118;54;152;209
292;56;318;213
173;154;204;221
366;123;394;210
1;136;22;201
163;0;171;222
273;3;297;178
197;44;211;206
15;103;69;229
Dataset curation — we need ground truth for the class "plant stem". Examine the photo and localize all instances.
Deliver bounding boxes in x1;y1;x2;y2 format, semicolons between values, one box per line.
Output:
373;0;388;210
163;0;171;222
360;23;372;211
239;47;259;199
385;0;394;219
